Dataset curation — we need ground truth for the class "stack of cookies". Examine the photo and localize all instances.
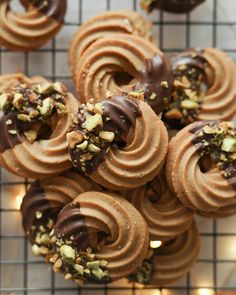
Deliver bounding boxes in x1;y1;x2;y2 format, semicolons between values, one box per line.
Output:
0;8;235;288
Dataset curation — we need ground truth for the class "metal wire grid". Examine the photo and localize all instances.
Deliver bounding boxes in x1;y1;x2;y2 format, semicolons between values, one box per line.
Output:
0;0;236;294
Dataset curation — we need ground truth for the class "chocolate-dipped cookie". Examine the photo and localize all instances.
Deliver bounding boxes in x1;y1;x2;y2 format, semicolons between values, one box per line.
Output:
0;79;78;178
126;169;194;241
166;121;236;212
66;96;168;190
21;171;100;259
69;10;154;80
129;220;200;286
0;0;67;50
74;33;174;116
163;48;236;129
50;191;149;284
140;0;205;14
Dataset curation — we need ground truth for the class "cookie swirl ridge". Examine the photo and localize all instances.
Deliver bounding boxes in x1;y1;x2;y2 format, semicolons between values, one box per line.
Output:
127;170;194;241
69;10;153;79
52;191;149;283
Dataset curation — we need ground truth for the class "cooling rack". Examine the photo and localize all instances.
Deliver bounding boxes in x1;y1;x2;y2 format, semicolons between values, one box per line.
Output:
1;0;236;294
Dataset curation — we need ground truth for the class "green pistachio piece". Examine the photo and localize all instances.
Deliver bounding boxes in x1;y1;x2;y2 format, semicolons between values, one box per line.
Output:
17;114;31;122
41;233;51;244
86;260;100;269
74;264;84;275
181;99;199;109
85;114;103;131
76;140;88;151
32;244;41;256
35;211;42;219
37;82;53;94
60;245;76;263
0;93;10;111
37;97;53;116
53;82;65;94
92;267;104;280
88;143;101;153
13;93;24;109
99;131;115;142
221;137;236;152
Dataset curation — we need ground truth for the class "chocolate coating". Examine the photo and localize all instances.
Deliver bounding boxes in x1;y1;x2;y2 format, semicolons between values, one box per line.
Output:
70;96;141;174
21;0;67;22
135;55;174;114
21;181;63;233
142;0;206;13
190;121;236;190
0;111;21;152
54;202;89;250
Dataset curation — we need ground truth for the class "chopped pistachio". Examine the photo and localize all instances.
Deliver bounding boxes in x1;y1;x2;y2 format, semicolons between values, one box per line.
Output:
74;264;84;275
149;93;157;100
181;99;199;109
8;130;17;135
60;245;76;263
164;108;183;119
17;114;31;122
88;143;101;153
37;97;53;116
94;103;103;114
55;102;67;113
87;260;100;269
161;81;169;88
32;244;41;256
54;258;62;269
99;131;115;142
92;267;104;280
128;91;144;100
221;137;236;152
100;260;108;267
5;119;12;125
84;114;103;132
13;93;24;109
41;233;51;244
67;131;84;149
29;110;40;118
74;278;84;286
37;82;53;94
86;247;92;254
0;93;9;111
35;211;42;219
64;273;73;280
76;140;88;151
53;82;65;94
84;268;91;274
203;125;217;134
39;246;49;255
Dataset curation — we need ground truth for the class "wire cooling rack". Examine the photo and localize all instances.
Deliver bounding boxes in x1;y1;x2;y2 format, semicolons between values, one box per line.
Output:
1;0;236;294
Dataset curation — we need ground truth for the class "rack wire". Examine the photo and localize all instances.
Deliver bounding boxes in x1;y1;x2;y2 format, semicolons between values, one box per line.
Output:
1;0;236;294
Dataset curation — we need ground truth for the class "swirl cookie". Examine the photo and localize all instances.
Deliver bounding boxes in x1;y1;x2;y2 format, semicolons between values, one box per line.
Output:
0;0;67;50
140;0;205;13
50;191;149;284
74;33;174;115
129;220;200;286
164;48;236;129
127;170;194;241
0;80;78;178
166;121;236;212
69;10;153;79
21;172;99;259
67;96;168;190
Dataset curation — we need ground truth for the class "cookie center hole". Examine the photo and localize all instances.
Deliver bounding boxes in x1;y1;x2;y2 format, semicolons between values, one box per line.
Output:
114;72;134;86
199;155;214;173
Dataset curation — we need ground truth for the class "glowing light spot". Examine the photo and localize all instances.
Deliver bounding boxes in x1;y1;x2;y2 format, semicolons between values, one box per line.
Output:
16;194;23;210
198;288;215;295
150;240;162;249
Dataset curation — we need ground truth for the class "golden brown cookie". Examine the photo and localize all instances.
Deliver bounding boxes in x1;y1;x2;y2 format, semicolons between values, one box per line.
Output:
126;169;194;241
50;191;149;284
166;121;236;212
67;96;168;190
0;78;78;178
69;10;154;79
0;0;67;50
74;33;174;115
164;48;236;129
21;171;100;259
129;220;200;286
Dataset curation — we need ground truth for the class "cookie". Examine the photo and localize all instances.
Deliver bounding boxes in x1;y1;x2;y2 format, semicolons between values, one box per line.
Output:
21;171;100;259
67;96;168;190
166;121;236;212
50;191;149;284
164;48;236;129
69;10;154;79
126;169;194;241
129;220;200;286
0;79;78;178
74;33;173;115
0;0;67;50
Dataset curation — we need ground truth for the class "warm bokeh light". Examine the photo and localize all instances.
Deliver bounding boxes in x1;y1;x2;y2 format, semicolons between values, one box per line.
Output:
198;288;215;295
150;240;162;249
15;194;24;210
151;290;161;295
